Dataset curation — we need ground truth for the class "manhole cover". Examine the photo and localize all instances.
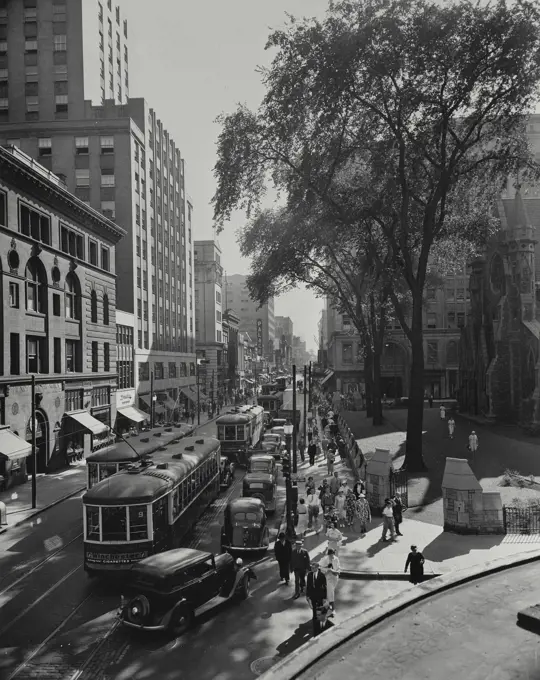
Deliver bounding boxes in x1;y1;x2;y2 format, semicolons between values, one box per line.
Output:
250;656;278;675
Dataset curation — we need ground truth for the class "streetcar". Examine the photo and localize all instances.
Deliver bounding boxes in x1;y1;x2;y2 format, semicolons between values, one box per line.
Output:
216;405;264;465
257;392;282;425
276;376;289;391
82;436;221;575
86;423;195;489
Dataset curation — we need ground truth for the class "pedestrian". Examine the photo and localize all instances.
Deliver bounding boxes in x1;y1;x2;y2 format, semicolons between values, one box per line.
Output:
353;479;365;499
355;492;371;535
274;532;292;584
296;497;309;537
335;488;346;527
329;471;340;498
327;447;336;475
344;486;356;526
320;484;334;515
321;416;328;432
190;409;195;425
298;439;305;464
305;475;316;496
468;430;479;457
308;440;317;466
392;492;404;536
307;488;321;533
429;394;434;408
448;416;455;439
306;562;328;636
291;539;311;598
320;548;341;612
404;545;425;584
439;404;446;420
381;498;397;542
321;433;330;459
326;521;343;555
313;424;319;438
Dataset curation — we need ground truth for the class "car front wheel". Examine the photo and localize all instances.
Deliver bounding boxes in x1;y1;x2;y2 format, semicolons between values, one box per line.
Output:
169;604;194;637
238;574;250;600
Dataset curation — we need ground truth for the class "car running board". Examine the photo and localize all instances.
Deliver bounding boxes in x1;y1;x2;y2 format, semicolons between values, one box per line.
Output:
195;594;231;618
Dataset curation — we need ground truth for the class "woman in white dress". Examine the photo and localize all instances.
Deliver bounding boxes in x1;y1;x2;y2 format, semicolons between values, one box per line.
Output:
296;497;309;537
326;522;343;555
335;488;346;527
320;547;341;611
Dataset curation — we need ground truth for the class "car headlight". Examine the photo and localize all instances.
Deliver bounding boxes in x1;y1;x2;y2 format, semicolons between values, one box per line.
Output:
131;606;139;615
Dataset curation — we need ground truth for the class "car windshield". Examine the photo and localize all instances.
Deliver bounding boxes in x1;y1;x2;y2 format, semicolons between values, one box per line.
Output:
251;461;270;472
264;435;279;442
234;512;260;522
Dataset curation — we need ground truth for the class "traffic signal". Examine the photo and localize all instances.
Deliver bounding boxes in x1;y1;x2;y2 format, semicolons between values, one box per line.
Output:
282;454;291;478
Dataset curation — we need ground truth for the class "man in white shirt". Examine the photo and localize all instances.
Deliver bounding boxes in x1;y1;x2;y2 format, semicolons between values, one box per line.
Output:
381;498;397;542
319;548;341;612
469;431;479;457
306;490;321;534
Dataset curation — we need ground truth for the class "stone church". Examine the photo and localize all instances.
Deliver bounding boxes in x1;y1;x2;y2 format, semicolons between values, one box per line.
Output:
458;191;540;428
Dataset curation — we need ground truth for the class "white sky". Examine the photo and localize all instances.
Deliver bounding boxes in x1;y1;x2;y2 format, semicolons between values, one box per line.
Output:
126;0;330;351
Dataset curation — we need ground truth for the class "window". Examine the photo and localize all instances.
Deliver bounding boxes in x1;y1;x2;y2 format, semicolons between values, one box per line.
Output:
342;343;353;364
101;247;110;271
89;240;98;266
53;35;67;51
25;40;38;53
427;288;436;300
217;330;222;342
100;136;114;154
53;5;67;22
38;138;52;157
137;267;141;288
90;290;98;323
24;7;37;20
25;259;47;313
55;95;68;112
139;361;149;381
27;336;45;373
75;137;89;154
65;340;78;372
92;341;98;372
20;205;51;244
427;341;438;364
457;312;465;328
101;169;115;186
0;190;4;227
154;362;164;380
342;315;352;328
101;201;115;219
103;294;110;325
216;290;221;304
102;506;127;542
104;343;110;371
169;362;177;378
427;313;437;328
447;311;456;328
65;272;80;320
446;288;455;301
446;341;458;365
60;225;84;259
54;338;61;373
10;334;20;375
53;293;60;316
9;282;19;308
216;310;222;322
129;506;148;540
456;288;465;302
26;96;39;113
75;169;90;187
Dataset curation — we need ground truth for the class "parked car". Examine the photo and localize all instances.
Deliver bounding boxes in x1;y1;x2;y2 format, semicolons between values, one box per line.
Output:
262;433;283;451
259;440;283;461
248;453;278;483
117;548;255;635
221;498;270;553
270;426;286;443
243;467;277;512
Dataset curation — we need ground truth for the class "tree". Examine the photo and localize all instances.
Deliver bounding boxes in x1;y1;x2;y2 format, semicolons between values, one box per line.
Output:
213;0;540;470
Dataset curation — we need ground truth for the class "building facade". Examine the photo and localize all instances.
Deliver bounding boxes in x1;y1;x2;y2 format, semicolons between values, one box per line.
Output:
224;274;275;362
275;315;293;369
0;145;124;487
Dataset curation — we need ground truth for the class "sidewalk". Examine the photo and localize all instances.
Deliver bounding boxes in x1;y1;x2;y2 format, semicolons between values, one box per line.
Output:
294;415;540;580
0;410;222;532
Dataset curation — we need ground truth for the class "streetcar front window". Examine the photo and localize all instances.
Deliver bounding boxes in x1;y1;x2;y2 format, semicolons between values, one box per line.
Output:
101;506;127;541
224;426;236;440
218;426;225;439
99;463;118;482
129;505;148;540
88;463;99;488
236;425;245;440
86;506;100;540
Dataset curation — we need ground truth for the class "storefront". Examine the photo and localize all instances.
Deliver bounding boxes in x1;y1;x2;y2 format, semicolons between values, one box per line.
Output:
63;409;110;461
115;389;148;434
0;427;32;490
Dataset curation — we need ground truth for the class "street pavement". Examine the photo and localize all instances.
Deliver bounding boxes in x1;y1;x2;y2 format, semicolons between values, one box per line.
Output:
301;559;540;680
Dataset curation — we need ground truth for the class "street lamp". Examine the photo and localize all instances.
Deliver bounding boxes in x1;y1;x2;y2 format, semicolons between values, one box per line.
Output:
283;420;295;540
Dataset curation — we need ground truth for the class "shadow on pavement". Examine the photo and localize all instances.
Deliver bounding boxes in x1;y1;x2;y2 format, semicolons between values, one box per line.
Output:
421;530;505;562
275;621;313;657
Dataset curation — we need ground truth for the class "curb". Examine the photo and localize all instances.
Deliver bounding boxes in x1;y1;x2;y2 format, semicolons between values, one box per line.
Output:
258;545;540;680
340;570;440;581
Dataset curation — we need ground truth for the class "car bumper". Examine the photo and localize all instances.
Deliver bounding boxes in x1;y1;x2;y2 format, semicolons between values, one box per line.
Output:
117;613;167;631
222;544;268;552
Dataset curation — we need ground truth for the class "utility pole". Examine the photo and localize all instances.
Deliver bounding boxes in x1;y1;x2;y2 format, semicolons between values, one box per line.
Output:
308;361;313;412
196;361;201;425
31;374;37;509
150;370;155;429
292;364;297;474
303;364;307;456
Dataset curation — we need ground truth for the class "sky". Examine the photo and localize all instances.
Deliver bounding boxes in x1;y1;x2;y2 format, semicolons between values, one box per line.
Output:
126;0;331;352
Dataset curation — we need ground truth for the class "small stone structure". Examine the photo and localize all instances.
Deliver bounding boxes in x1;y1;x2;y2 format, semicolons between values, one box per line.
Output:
442;457;504;534
365;448;392;511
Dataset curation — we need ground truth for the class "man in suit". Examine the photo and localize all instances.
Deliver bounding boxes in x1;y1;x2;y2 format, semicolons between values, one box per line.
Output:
274;532;292;585
306;561;328;636
291;539;311;599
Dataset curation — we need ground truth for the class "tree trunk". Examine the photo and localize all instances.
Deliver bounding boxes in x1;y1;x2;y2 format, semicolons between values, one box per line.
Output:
364;349;373;418
371;343;383;425
404;297;427;471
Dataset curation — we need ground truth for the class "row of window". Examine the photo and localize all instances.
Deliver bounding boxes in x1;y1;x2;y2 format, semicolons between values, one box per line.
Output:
65;387;110;413
117;360;134;389
138;361;196;382
75;169;116;188
37;136;115;158
0;193;112;272
9;335;111;375
116;325;134;346
339;340;460;366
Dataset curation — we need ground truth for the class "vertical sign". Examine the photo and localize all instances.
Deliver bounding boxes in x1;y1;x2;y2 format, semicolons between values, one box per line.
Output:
256;319;263;356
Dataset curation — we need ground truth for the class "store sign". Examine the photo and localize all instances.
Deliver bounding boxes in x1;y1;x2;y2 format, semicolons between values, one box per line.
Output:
116;390;135;408
257;319;263;356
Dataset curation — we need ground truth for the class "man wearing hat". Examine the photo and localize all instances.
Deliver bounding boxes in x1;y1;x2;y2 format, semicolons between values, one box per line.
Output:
291;538;311;599
306;561;328;636
319;547;341;612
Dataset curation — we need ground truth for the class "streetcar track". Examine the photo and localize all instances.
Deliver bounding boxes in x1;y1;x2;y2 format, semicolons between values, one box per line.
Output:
0;532;83;600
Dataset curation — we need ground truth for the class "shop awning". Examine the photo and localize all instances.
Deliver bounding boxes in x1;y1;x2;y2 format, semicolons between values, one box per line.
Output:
319;370;334;386
161;397;178;410
68;410;109;435
0;428;32;460
139;394;151;407
154;404;165;415
117;406;149;424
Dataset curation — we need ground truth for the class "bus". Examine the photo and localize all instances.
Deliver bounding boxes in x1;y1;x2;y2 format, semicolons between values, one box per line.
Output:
216;405;265;465
86;423;195;488
82;436;220;575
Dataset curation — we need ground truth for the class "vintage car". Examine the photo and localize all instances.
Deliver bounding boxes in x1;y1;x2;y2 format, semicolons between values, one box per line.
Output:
221;498;270;553
259;439;283;461
117;548;255;635
262;433;283;450
242;467;277;513
248;453;278;484
272;418;287;429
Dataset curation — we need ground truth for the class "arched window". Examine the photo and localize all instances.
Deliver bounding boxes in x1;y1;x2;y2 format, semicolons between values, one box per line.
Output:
25;258;47;314
90;290;98;323
103;293;109;325
446;341;458;365
65;272;81;320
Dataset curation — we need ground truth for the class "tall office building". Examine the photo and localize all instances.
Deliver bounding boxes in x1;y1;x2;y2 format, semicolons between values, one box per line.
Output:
0;0;196;420
224;274;275;362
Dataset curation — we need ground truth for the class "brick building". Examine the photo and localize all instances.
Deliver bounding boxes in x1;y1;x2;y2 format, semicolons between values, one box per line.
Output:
0;145;124;487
